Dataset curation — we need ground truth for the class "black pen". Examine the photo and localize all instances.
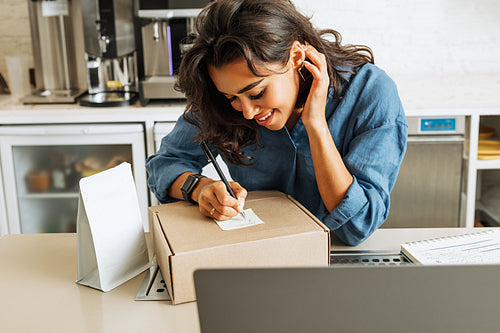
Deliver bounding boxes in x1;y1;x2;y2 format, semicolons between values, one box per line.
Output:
200;140;246;220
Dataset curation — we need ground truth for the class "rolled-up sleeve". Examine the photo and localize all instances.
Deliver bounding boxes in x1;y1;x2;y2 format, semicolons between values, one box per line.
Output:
324;122;408;245
145;116;208;203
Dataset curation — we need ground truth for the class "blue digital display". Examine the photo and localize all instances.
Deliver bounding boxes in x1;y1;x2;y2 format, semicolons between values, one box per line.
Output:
420;118;456;132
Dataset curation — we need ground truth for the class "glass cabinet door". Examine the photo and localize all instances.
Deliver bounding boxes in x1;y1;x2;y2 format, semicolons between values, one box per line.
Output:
0;167;8;236
0;124;147;234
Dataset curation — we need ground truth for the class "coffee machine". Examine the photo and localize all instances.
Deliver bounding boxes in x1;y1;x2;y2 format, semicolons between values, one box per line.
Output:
21;0;87;104
137;0;210;105
79;0;138;107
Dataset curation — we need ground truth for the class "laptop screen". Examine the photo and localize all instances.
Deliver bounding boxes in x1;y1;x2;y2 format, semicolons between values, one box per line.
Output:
194;265;500;333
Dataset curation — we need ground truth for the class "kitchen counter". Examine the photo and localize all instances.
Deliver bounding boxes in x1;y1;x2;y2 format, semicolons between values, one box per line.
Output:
0;96;186;124
0;73;499;121
0;228;492;332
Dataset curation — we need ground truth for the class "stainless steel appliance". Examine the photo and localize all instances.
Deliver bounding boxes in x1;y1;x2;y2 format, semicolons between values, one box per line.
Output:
137;0;210;105
383;116;466;228
79;0;138;107
21;0;87;104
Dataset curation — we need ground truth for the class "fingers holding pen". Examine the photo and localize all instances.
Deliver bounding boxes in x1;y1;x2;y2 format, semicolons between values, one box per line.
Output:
230;182;247;212
213;181;247;218
197;180;245;220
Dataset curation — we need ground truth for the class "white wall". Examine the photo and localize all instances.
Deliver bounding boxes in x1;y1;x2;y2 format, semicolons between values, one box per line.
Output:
293;0;500;76
0;0;499;87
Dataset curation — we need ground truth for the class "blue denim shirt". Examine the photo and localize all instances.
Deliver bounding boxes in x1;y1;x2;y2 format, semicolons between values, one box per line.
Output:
146;63;408;245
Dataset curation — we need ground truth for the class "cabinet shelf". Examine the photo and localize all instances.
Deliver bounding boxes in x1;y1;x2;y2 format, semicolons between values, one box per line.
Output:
476;159;500;170
19;192;79;200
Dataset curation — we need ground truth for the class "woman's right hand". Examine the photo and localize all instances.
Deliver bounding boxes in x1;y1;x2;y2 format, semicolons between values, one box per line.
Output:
195;179;247;220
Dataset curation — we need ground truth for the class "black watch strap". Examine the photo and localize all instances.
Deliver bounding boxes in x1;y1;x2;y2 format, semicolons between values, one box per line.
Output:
181;174;205;204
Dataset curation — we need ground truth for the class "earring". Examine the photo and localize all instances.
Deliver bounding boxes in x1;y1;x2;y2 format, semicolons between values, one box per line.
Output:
298;62;305;81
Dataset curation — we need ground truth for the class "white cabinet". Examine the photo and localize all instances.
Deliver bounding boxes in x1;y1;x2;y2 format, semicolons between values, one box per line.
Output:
0;166;8;236
474;116;500;227
153;122;176;151
0;124;149;234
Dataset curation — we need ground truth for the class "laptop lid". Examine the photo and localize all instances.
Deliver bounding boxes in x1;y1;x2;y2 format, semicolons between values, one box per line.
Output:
194;265;500;333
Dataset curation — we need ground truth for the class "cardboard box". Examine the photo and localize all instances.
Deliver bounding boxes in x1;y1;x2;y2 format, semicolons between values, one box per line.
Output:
150;190;330;304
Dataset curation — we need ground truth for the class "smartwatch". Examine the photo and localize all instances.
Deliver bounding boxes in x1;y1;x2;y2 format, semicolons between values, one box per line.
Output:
181;174;205;204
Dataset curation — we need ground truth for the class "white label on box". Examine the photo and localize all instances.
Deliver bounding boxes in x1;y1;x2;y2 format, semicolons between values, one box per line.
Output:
215;208;264;231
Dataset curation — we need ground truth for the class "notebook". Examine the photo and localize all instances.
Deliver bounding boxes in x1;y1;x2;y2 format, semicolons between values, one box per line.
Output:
400;228;500;264
194;265;500;333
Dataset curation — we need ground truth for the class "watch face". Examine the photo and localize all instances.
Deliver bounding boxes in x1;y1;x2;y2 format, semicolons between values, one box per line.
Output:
182;175;196;191
182;174;202;203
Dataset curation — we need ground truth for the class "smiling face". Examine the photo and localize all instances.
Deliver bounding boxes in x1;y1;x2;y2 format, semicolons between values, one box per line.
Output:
207;58;303;131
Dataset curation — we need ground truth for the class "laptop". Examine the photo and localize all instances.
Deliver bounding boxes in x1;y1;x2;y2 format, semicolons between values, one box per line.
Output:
194;265;500;333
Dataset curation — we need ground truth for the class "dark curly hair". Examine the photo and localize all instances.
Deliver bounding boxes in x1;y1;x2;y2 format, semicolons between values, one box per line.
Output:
175;0;374;165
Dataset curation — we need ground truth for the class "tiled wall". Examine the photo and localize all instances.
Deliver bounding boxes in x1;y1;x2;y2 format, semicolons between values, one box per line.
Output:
0;0;499;89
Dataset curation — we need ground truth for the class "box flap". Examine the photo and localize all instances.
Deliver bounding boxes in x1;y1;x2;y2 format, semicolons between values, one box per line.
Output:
150;191;326;253
151;211;175;301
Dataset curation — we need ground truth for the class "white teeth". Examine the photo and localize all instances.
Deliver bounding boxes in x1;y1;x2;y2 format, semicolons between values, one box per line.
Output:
257;111;272;121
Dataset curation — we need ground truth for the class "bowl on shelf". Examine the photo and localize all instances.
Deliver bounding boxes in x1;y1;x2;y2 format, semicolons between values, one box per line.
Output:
478;139;500;160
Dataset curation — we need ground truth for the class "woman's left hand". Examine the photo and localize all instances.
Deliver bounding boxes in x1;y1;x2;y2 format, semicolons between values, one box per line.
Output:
298;43;353;213
301;44;330;129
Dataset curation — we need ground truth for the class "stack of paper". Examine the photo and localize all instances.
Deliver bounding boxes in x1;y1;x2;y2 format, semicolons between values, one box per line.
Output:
401;229;500;264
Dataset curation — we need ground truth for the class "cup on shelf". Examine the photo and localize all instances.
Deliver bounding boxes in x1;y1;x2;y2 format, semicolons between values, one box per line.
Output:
5;55;32;98
25;169;51;193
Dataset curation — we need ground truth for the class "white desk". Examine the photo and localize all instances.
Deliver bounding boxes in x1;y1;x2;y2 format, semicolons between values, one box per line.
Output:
0;228;494;332
0;233;199;333
331;227;488;253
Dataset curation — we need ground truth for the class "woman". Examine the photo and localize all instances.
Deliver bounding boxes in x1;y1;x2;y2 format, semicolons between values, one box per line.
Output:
146;0;407;246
